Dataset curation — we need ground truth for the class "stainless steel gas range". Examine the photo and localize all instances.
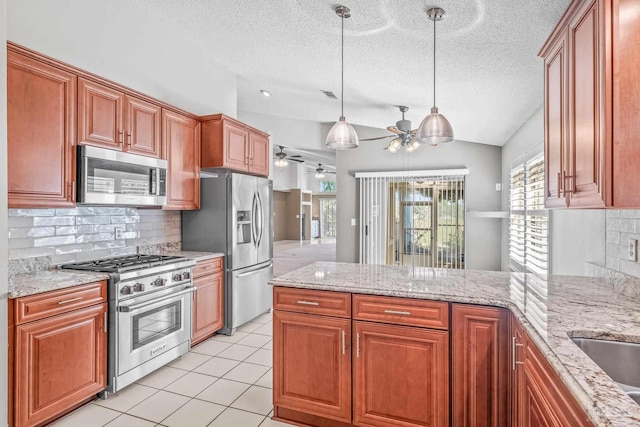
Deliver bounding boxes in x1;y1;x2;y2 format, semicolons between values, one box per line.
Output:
62;254;196;396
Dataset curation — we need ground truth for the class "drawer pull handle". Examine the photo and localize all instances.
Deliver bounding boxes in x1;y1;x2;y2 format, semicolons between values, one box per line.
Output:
384;309;411;316
297;300;319;306
57;297;83;305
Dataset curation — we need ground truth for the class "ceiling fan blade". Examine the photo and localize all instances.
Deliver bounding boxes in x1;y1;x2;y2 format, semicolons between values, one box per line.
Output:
386;126;403;134
290;155;303;158
360;135;395;141
289;158;305;163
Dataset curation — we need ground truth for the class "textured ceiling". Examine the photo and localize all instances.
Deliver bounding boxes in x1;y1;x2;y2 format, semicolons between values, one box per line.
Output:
137;0;570;146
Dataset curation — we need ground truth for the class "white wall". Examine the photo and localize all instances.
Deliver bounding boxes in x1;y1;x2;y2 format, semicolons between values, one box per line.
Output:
7;0;237;117
1;0;9;422
500;107;606;274
336;124;503;270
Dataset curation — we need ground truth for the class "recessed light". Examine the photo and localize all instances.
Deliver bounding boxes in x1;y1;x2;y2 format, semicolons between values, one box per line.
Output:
260;90;271;97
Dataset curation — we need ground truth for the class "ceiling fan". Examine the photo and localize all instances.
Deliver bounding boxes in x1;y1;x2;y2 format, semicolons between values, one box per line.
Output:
274;145;304;167
360;106;420;153
306;164;336;179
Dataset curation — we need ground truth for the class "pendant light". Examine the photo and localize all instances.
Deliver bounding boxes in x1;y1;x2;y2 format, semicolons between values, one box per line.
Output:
417;7;454;146
325;5;359;150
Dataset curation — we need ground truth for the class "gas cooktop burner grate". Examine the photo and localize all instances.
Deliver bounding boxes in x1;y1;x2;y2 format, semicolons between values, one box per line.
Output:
61;254;185;273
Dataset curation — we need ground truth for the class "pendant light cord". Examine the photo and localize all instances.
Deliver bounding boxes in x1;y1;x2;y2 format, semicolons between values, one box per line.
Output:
341;11;345;118
433;14;436;108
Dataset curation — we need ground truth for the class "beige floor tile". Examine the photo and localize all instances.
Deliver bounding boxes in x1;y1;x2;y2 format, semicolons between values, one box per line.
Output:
190;339;231;356
252;312;273;324
196;378;250;406
104;414;157;427
217;344;259;361
255;369;272;389
262;340;273;350
210;331;250;343
207;407;264;427
260;416;292;426
237;321;263;333
50;403;120;427
253;322;273;336
167;351;211;371
94;384;158;412
237;334;272;348
223;362;270;384
127;390;189;423
136;366;187;389
245;349;272;367
161;399;225;427
163;371;217;397
231;385;273;415
193;356;240;377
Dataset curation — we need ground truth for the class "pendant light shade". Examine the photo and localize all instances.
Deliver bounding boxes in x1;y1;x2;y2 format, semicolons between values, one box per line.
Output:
417;7;453;146
325;5;359;150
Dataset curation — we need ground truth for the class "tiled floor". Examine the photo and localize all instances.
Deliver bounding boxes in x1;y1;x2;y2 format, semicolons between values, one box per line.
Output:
51;312;289;427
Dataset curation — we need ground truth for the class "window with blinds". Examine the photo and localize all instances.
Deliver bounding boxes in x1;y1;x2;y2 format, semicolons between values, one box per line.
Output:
509;154;548;274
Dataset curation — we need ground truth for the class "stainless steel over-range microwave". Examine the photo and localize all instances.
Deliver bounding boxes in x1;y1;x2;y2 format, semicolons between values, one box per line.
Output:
77;145;167;207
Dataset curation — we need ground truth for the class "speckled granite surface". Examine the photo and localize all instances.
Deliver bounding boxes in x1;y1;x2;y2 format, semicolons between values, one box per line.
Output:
271;262;640;427
9;270;111;298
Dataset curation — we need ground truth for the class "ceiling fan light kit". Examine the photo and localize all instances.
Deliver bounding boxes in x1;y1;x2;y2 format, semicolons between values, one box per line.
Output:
325;5;359;150
417;7;454;146
274;145;303;168
274;157;288;168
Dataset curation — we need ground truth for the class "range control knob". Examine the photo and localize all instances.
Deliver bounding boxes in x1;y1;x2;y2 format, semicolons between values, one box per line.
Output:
120;285;133;295
181;271;191;280
153;278;166;287
133;283;145;292
172;273;183;281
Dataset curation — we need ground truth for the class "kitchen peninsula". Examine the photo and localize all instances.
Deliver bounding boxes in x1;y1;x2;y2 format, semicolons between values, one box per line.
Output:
270;262;640;427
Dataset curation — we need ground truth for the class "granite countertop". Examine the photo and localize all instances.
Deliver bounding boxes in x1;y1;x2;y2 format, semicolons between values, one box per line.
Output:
270;262;640;427
9;270;111;299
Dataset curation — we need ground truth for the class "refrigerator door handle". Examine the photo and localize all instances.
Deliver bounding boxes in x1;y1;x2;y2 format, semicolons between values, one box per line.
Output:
251;192;258;247
256;191;264;247
236;262;274;277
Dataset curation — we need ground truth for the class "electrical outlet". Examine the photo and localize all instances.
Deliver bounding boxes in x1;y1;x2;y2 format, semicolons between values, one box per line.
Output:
114;227;123;240
629;239;638;262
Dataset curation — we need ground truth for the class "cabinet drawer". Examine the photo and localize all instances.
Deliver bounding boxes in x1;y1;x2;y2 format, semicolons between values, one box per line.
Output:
353;294;449;329
193;257;224;278
274;287;351;318
13;281;107;326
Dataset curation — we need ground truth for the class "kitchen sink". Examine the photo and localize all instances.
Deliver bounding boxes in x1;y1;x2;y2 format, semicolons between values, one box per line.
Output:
571;337;640;404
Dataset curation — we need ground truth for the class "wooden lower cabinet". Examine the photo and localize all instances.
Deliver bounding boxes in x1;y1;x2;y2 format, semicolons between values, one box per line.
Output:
13;302;107;427
191;257;225;346
273;310;352;423
353;321;449;427
452;304;510;427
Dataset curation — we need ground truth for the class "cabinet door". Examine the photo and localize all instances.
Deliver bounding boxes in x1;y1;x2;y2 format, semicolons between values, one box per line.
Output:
249;132;269;176
353;321;449;427
14;303;107;427
567;0;606;207
191;272;224;346
544;34;569;208
78;78;124;149
7;51;76;208
162;110;201;210
511;316;526;427
522;373;558;427
273;310;351;423
125;95;162;158
452;304;510;427
223;121;250;171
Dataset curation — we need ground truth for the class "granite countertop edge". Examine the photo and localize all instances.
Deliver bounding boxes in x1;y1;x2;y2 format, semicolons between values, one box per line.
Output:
270;263;640;427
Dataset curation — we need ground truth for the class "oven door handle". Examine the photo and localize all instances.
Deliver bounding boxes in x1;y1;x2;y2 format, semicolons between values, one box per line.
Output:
117;287;195;313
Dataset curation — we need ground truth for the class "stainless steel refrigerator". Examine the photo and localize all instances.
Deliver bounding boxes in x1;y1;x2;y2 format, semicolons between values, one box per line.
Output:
182;172;273;335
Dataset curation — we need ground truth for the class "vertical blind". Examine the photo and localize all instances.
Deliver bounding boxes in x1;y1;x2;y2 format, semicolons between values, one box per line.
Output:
356;170;467;269
509;154;548;274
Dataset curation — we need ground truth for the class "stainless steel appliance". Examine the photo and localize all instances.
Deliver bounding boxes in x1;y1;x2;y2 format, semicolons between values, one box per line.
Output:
77;145;167;206
182;172;273;334
62;254;195;395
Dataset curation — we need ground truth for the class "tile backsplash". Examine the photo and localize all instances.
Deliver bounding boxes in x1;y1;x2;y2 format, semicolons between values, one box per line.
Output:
605;210;640;277
8;207;181;265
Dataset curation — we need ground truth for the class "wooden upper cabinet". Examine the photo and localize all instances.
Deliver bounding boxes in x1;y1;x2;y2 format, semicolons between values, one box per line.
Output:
162;109;201;210
273;310;351;423
78;78;124;149
452;304;510;427
353;321;449;427
201;114;270;177
7;50;76;208
125;95;162;158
